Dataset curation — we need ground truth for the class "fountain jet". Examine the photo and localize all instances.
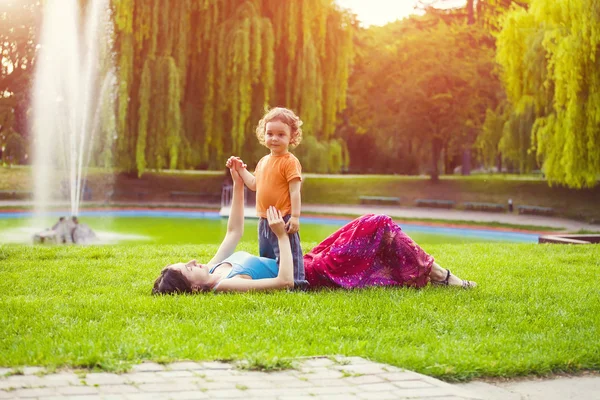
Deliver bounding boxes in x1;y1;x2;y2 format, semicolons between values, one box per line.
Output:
31;0;115;218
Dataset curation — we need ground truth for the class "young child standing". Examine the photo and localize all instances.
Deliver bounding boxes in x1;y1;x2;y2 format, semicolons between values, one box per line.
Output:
226;107;308;289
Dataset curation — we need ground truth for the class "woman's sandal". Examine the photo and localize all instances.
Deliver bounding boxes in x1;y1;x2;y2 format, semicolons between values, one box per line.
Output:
431;269;477;289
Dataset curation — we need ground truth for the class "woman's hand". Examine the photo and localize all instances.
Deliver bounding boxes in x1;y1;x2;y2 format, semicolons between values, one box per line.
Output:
267;206;287;238
229;166;244;186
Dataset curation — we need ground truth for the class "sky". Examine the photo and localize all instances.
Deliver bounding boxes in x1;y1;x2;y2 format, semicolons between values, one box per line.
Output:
335;0;467;27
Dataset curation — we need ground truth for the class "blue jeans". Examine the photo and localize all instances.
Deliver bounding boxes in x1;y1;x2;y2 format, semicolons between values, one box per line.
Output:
258;215;308;289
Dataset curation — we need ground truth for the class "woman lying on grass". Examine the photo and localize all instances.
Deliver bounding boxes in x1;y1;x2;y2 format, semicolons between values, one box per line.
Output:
153;167;476;294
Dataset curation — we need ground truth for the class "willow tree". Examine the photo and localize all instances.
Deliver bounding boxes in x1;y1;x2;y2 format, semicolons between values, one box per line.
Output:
476;106;506;170
113;0;354;175
497;0;600;188
113;0;136;172
268;0;354;141
417;0;530;29
264;0;354;170
499;101;537;173
474;0;530;31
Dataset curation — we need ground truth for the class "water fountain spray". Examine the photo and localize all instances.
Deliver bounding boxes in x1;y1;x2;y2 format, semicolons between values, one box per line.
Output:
31;0;115;219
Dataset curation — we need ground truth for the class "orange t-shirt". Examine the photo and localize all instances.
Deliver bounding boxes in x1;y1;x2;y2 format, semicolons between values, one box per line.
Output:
254;152;302;218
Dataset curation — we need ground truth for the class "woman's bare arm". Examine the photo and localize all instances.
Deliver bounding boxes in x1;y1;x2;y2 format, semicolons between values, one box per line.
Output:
207;168;244;266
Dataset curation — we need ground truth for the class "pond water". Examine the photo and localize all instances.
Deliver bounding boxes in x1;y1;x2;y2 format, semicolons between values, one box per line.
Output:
0;210;538;245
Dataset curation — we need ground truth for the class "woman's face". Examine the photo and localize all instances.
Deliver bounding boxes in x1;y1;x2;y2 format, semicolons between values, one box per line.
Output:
168;260;210;289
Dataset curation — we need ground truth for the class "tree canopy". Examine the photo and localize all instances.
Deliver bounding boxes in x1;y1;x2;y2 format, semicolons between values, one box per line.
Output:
346;14;500;179
113;0;355;175
0;0;41;145
0;0;597;188
497;0;600;188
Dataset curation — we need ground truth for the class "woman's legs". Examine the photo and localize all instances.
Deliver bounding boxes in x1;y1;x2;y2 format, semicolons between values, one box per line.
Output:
429;262;477;287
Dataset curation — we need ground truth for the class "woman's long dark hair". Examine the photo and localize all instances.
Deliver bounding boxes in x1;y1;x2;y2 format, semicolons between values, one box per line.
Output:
152;268;193;295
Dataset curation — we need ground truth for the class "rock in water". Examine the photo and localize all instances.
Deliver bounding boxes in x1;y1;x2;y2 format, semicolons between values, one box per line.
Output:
33;216;97;244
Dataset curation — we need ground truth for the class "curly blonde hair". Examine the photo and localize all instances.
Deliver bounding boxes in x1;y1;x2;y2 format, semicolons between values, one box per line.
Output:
255;107;303;149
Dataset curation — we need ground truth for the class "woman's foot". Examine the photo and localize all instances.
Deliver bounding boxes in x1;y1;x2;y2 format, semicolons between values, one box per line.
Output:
430;269;477;289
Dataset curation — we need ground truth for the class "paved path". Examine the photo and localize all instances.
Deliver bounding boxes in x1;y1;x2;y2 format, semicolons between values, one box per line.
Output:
2;359;598;400
457;374;600;400
0;357;481;400
302;204;600;232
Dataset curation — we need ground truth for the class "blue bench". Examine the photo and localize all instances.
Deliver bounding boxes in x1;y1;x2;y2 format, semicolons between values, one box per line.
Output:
415;199;455;209
170;191;220;202
107;190;148;201
359;195;401;205
464;202;505;212
518;205;554;216
0;190;33;199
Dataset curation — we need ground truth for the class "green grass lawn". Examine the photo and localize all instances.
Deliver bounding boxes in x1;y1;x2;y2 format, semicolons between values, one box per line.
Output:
1;241;599;381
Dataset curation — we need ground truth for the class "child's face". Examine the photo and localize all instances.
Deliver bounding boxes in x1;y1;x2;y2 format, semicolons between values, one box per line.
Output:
265;120;291;155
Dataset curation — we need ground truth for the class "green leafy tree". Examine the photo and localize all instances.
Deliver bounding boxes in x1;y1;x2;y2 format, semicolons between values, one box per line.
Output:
348;15;500;180
497;0;600;188
0;0;41;139
0;98;17;149
417;0;530;29
3;130;26;166
113;0;355;175
476;105;506;170
499;100;537;173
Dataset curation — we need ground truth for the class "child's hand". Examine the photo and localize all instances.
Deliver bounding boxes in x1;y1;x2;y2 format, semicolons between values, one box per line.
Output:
226;156;244;169
226;156;247;171
286;216;300;234
234;157;247;170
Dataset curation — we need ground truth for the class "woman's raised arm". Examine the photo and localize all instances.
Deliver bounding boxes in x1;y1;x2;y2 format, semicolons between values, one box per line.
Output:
207;167;245;266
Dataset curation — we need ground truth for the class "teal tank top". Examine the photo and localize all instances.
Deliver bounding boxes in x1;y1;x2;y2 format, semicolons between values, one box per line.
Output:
210;251;278;280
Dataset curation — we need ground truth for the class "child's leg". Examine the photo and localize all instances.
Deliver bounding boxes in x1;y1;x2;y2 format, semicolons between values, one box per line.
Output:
289;230;308;289
258;217;276;259
260;215;309;289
